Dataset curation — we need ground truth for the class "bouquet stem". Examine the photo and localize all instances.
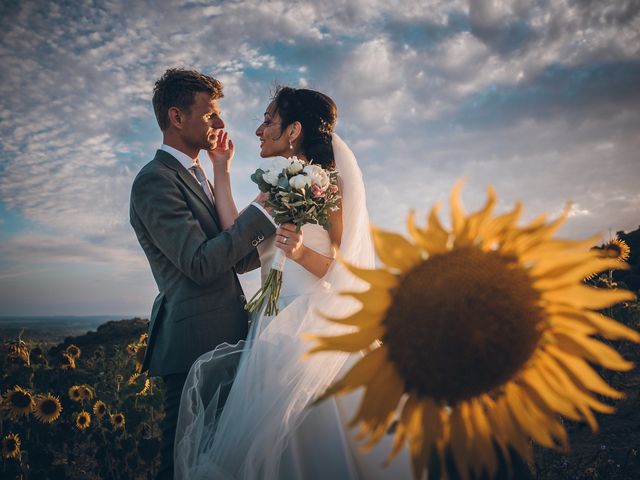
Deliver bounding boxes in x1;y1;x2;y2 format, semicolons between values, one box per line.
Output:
245;249;286;316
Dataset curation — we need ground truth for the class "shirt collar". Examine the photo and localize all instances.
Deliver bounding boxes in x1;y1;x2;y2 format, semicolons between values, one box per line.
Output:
160;144;198;171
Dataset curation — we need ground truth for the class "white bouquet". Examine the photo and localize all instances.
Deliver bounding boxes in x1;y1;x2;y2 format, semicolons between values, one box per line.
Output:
246;156;341;315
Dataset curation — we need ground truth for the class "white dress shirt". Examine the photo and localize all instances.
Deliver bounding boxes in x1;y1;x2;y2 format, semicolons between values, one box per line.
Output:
160;144;276;227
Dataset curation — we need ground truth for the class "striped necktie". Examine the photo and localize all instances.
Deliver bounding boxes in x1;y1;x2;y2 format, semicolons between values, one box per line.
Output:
189;163;215;206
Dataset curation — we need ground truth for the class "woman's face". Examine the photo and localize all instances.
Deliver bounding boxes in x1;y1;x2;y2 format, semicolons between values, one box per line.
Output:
255;102;291;158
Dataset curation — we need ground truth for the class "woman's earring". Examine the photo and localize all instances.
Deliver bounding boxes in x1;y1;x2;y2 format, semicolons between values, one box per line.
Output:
289;141;293;150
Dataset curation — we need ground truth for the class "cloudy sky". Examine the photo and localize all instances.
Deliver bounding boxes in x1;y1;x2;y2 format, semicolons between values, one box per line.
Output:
1;0;639;316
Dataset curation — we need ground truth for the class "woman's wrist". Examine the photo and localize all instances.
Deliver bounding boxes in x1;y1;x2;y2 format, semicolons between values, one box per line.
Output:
290;243;307;262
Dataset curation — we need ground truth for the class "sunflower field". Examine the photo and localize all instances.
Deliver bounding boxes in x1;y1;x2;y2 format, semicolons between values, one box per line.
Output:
1;318;163;479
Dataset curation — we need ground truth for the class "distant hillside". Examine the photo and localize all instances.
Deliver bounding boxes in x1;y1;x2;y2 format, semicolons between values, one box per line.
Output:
0;315;141;346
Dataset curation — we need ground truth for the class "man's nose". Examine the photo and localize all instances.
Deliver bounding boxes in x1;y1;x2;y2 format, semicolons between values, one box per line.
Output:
212;116;225;129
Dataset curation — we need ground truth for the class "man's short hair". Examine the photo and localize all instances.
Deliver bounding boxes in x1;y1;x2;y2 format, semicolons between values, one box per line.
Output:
152;68;223;130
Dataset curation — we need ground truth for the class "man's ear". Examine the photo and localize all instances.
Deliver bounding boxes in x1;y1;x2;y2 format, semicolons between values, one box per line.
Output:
167;107;183;130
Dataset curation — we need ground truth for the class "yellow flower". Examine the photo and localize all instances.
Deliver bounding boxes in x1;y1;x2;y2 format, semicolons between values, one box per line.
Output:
307;182;639;480
128;373;141;385
65;344;81;359
34;394;62;423
110;412;125;429
80;385;95;401
60;352;76;370
596;238;631;263
135;346;147;373
75;411;91;430
5;341;30;366
137;378;153;396
68;385;83;402
93;400;108;419
2;433;20;459
2;386;33;419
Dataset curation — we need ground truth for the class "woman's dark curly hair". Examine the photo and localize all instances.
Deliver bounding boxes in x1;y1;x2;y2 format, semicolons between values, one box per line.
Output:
272;86;337;169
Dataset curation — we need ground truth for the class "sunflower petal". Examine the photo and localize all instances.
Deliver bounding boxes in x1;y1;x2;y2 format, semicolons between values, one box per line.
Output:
341;261;399;289
306;325;384;354
542;284;635;310
315;346;388;402
341;288;393;313
553;331;634;371
371;226;422;271
320;308;384;329
407;210;448;255
450;180;467;240
546;345;625;399
555;308;640;342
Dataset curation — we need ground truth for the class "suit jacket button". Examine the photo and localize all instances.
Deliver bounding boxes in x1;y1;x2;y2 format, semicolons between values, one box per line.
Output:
251;239;258;246
258;234;264;241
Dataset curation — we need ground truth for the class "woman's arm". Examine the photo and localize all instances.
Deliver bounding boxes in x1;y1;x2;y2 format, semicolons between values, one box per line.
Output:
207;132;239;230
276;194;343;279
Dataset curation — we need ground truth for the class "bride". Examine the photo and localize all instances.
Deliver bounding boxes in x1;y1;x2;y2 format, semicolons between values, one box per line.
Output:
174;87;411;479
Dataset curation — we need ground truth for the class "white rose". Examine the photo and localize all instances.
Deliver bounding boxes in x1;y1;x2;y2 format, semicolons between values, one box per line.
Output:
272;157;291;172
262;169;280;186
287;158;304;175
259;159;275;172
303;164;329;187
289;174;313;190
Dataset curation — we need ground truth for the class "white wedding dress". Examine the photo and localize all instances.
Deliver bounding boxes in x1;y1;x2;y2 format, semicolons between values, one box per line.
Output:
175;134;412;480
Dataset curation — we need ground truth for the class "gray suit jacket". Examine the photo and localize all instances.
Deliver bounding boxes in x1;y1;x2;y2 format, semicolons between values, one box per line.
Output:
130;149;275;376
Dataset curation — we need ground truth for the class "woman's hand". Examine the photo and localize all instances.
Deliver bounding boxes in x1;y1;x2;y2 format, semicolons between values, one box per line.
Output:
207;131;234;174
276;224;305;261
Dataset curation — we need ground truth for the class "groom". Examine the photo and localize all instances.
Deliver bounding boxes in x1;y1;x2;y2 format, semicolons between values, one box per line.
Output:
129;68;276;480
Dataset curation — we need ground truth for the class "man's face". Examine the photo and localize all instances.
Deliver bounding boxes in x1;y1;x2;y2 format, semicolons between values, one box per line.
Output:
181;91;225;151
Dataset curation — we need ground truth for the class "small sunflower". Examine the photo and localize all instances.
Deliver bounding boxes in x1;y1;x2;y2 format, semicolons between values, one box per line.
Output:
6;341;30;366
137;378;153;397
79;385;95;401
128;372;141;385
65;344;81;358
135;346;147;373
93;400;108;419
60;352;76;370
75;411;91;431
308;183;639;480
2;433;20;459
110;412;125;429
3;386;33;419
596;238;631;263
68;385;83;402
33;393;62;423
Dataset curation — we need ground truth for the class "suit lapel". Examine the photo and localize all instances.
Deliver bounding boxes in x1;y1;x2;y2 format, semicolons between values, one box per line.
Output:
155;150;222;230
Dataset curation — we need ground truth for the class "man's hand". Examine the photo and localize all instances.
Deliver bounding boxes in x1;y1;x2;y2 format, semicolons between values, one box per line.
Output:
207;131;234;174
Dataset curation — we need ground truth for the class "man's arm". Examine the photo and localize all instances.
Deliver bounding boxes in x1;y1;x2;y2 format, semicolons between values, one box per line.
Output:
131;171;275;286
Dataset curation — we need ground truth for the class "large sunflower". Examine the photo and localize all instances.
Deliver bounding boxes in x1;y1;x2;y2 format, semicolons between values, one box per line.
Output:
2;433;20;460
3;386;33;419
33;394;63;423
307;183;639;480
